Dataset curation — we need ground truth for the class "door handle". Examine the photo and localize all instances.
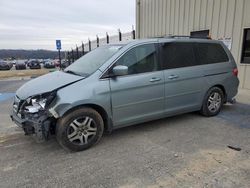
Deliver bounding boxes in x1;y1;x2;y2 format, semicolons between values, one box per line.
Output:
150;77;161;82
168;75;179;80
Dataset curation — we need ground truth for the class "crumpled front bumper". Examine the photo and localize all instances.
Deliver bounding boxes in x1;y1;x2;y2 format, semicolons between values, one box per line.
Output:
10;112;25;128
10;111;53;142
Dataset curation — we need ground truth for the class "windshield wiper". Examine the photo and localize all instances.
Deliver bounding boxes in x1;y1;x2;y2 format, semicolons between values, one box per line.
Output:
64;70;82;76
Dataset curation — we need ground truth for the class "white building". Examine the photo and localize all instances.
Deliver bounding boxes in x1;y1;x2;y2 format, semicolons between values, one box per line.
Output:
136;0;250;89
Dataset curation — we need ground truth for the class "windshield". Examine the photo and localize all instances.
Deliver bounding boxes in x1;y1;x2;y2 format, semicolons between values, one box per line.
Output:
64;45;123;77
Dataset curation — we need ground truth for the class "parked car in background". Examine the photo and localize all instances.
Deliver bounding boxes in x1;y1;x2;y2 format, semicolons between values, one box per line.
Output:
15;60;26;70
8;60;13;69
29;60;41;69
38;59;45;64
11;60;16;66
44;60;56;68
26;59;34;67
61;59;70;68
26;59;39;67
53;59;60;67
0;60;12;70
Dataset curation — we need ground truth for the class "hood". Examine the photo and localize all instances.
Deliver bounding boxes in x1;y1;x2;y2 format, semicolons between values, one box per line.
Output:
16;71;84;99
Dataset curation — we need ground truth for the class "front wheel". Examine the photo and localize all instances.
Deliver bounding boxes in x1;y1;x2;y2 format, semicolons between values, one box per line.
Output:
56;108;104;152
200;87;224;117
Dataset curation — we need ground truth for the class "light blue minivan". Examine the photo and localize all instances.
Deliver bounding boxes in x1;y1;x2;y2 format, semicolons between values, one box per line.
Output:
11;37;239;151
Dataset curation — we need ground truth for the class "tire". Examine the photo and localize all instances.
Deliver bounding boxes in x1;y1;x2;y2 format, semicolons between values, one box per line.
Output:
56;107;104;152
200;87;224;117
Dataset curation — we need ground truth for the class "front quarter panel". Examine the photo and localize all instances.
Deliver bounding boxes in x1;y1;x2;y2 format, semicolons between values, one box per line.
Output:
51;70;111;119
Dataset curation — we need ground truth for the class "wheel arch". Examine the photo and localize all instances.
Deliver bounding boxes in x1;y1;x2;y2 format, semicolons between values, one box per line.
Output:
57;103;112;133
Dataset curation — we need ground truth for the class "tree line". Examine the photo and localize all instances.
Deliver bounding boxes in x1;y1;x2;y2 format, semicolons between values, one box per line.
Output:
0;49;66;59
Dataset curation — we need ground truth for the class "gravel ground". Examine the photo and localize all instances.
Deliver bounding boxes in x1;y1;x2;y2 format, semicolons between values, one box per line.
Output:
0;79;249;188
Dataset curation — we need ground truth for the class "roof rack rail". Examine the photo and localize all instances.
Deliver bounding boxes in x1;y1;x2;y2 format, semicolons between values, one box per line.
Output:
165;35;211;39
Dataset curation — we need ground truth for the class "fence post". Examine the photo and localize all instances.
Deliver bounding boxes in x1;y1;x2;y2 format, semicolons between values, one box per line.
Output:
106;32;109;44
118;29;122;41
132;25;136;39
88;38;91;51
71;48;74;62
67;51;71;64
76;45;79;59
96;35;99;47
82;42;84;56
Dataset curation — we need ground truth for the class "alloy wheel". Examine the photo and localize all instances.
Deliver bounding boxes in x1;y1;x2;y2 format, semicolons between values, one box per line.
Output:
67;116;97;145
207;92;222;113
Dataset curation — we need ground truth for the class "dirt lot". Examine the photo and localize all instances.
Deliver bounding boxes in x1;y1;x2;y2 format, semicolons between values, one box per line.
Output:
0;79;249;188
0;68;52;79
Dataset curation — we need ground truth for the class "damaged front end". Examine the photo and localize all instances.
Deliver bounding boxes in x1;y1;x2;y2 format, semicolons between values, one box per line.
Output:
10;91;57;142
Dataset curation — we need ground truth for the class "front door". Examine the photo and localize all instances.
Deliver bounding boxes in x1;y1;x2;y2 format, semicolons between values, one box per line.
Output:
109;43;165;127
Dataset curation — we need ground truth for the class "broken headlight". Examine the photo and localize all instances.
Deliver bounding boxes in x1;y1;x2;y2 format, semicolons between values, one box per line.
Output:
25;91;56;113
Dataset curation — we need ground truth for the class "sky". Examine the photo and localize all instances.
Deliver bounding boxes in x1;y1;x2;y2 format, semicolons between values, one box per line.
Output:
0;0;135;50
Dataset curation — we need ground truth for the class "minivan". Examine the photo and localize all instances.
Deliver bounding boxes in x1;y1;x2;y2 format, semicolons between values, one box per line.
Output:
10;38;239;151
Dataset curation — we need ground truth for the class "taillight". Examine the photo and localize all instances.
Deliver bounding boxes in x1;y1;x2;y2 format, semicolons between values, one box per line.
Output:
233;68;238;76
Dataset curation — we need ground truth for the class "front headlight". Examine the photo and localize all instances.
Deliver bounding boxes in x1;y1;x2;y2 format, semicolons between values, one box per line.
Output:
25;92;56;113
31;98;47;108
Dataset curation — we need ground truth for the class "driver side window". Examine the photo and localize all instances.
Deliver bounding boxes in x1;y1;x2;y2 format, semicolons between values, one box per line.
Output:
116;44;158;75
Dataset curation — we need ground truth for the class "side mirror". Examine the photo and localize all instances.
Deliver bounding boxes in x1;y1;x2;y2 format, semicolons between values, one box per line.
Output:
112;65;128;76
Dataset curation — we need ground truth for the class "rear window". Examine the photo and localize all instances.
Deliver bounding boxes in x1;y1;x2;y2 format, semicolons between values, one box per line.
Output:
161;42;196;69
195;43;229;64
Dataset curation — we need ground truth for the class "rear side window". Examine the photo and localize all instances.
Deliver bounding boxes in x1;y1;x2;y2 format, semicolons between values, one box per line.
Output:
161;42;196;69
195;43;229;64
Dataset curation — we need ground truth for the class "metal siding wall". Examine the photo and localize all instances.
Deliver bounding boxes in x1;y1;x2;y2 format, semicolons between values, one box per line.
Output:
156;0;161;36
152;0;155;36
183;0;190;35
166;0;171;34
206;0;214;30
159;0;162;36
146;0;150;37
136;0;140;38
179;0;185;35
225;0;236;38
164;0;169;35
141;0;145;38
200;0;207;29
136;0;249;89
231;0;244;62
174;0;179;34
194;0;201;31
170;0;175;34
211;0;220;38
189;0;195;32
231;0;245;88
218;0;227;37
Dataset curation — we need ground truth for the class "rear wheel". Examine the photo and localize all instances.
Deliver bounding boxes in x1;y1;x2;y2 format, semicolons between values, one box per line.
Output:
56;108;104;152
200;87;224;117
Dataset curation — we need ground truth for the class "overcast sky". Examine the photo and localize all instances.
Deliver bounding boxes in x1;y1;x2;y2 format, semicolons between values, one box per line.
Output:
0;0;135;50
